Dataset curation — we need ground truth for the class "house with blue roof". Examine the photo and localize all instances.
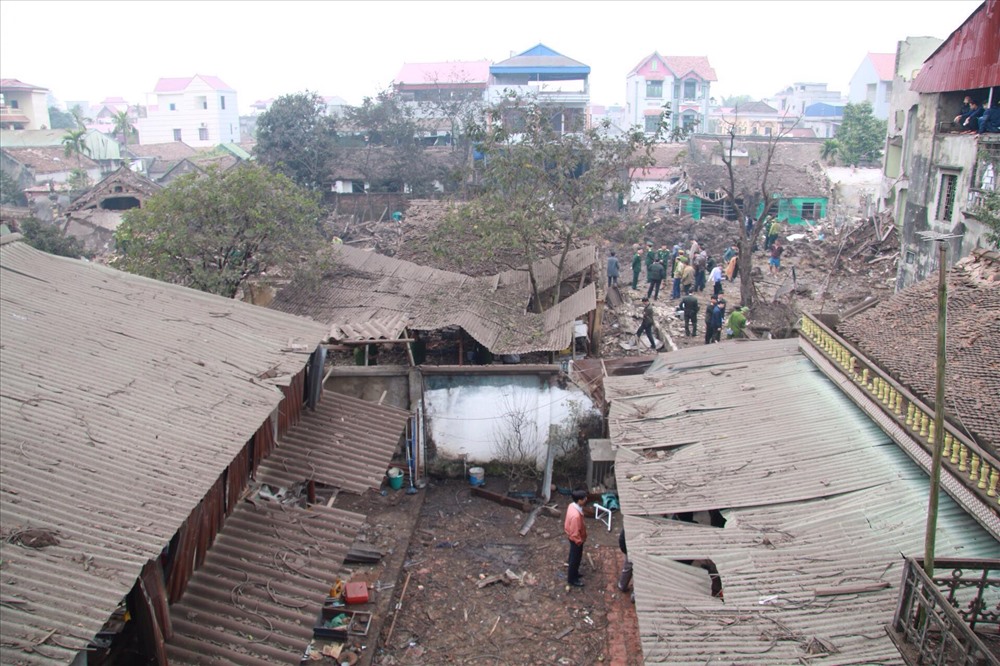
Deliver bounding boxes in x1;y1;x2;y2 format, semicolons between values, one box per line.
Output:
488;44;590;134
803;101;846;138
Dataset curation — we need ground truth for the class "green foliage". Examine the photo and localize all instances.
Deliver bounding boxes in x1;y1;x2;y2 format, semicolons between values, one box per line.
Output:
255;92;339;190
20;218;86;258
836;102;886;166
433;93;665;309
67;168;92;194
972;188;1000;249
0;169;26;206
721;94;753;108
48;106;76;129
113;164;329;298
821;139;840;163
61;128;90;169
69;104;91;129
112;110;136;148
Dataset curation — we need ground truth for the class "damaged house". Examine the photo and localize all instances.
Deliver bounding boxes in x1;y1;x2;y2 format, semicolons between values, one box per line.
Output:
884;0;1000;289
0;235;410;665
61;166;161;255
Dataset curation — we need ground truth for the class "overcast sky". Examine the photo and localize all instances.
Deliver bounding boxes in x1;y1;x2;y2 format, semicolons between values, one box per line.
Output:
0;0;981;114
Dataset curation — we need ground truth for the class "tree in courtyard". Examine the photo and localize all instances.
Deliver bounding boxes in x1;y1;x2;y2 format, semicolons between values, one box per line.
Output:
716;109;799;306
0;169;27;206
48;106;76;129
113;163;329;298
255;92;340;191
821;139;840;164
61;128;90;169
836;101;887;166
433;93;666;310
19;218;87;258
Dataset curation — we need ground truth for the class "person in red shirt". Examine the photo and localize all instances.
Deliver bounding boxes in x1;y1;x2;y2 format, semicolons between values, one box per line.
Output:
564;488;589;587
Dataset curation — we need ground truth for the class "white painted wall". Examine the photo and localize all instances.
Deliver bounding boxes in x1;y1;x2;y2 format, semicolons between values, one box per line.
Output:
424;374;596;466
138;78;240;147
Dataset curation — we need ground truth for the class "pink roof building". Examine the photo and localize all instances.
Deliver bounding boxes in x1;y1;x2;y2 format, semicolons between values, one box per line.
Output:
849;53;896;119
626;52;717;135
394;60;491;90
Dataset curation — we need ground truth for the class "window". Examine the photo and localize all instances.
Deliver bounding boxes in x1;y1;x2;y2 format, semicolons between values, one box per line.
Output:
173;128;182;142
644;115;661;132
169;103;176;111
866;83;876;103
764;126;772;136
883;82;893;103
684;80;697;99
220;96;226;110
195;95;207;110
9;99;18;109
198;127;208;141
646;80;663;98
936;172;958;221
650;60;658;71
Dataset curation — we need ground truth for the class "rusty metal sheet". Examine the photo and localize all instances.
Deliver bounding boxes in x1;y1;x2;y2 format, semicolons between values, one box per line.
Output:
911;0;1000;93
0;239;329;665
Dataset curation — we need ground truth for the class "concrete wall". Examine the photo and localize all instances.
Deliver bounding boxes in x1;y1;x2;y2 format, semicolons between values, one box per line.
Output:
138;81;240;147
423;373;596;466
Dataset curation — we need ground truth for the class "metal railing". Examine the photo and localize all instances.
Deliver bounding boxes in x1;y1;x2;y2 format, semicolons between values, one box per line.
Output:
889;557;999;666
800;314;1000;512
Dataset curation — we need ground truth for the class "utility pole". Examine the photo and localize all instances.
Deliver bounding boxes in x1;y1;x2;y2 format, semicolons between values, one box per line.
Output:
916;231;958;578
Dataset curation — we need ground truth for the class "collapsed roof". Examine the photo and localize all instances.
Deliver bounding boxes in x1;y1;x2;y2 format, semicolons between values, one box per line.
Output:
270;244;599;355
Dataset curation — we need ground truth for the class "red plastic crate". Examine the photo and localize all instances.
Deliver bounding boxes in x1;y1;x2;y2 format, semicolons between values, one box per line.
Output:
345;582;369;605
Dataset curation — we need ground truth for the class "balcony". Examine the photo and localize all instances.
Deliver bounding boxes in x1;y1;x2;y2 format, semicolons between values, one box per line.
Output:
887;557;1000;665
0;105;30;124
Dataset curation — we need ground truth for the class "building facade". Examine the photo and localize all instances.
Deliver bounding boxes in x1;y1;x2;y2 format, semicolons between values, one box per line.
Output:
768;82;843;118
884;1;999;289
625;53;716;136
137;75;240;147
0;78;51;130
849;52;896;120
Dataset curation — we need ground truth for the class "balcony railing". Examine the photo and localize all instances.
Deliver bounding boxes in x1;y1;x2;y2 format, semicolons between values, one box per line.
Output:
888;557;999;665
799;315;1000;528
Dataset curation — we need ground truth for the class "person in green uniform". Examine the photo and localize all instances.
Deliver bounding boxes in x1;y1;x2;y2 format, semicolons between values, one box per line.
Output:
765;217;781;250
644;243;655;284
726;306;749;339
631;248;643;290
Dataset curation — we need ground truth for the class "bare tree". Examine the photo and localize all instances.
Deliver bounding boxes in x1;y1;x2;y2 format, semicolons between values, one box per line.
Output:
492;388;543;483
716;107;800;306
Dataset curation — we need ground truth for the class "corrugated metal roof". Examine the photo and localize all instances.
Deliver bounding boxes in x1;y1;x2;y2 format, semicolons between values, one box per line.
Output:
0;240;328;664
271;245;598;355
257;391;409;494
608;339;1000;665
166;501;365;665
911;0;1000;93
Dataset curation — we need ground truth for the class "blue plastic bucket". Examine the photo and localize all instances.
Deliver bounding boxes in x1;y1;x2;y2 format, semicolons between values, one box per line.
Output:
469;467;485;486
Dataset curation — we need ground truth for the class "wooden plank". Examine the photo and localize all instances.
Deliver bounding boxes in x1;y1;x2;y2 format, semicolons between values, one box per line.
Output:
470;487;531;512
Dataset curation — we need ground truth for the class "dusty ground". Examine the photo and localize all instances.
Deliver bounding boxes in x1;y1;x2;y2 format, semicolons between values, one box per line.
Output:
333;477;641;666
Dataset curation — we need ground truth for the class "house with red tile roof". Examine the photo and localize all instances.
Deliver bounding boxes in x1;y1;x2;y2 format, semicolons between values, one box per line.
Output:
849;52;896;119
136;75;240;148
625;53;717;137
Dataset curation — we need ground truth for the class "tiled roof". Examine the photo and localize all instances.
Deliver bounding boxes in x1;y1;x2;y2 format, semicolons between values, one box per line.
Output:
126;141;197;161
683;162;830;199
395;60;491;86
1;146;99;173
607;339;1000;664
66;166;161;212
838;251;1000;452
0;78;48;91
270;245;598;355
0;239;328;663
662;55;717;82
867;52;896;81
153;74;234;93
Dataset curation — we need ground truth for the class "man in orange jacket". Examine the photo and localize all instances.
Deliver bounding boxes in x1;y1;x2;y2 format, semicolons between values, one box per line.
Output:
564;488;589;587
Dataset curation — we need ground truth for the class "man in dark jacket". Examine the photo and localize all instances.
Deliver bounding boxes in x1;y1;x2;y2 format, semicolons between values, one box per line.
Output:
706;298;724;345
631;248;643;289
636;297;657;350
607;251;620;288
680;293;700;337
704;297;717;345
646;259;666;300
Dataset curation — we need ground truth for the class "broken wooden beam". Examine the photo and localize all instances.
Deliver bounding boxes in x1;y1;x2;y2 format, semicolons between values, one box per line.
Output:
471;487;531;512
814;581;890;597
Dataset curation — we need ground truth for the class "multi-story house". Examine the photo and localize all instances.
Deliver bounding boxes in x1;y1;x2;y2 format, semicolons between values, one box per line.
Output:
882;0;999;289
768;82;843;118
625;53;716;137
848;53;895;119
709;100;782;136
394;60;490;144
137;75;240;147
0;79;51;130
488;44;590;134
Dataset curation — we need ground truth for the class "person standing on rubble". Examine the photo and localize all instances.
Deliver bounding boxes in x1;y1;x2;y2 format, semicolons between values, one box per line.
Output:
607;251;620;288
709;261;724;298
769;241;784;276
644;242;655;284
631;247;643;290
636;297;658;349
564;488;589;588
646;258;666;301
765;217;781;250
680;292;700;337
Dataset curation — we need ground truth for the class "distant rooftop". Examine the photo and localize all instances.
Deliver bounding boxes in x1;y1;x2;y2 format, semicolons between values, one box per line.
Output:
153;75;235;94
867;52;896;81
0;78;48;92
491;44;590;79
395;60;491;87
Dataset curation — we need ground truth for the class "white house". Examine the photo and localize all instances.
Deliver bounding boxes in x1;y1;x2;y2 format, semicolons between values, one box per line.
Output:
0;79;51;130
625;53;717;136
137;75;240;147
767;82;843;118
848;52;895;119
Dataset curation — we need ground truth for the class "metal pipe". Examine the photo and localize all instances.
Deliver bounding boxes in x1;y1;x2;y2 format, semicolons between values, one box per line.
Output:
923;240;948;577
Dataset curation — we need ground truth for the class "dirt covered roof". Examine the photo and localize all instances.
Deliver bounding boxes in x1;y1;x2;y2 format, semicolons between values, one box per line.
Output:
837;250;1000;451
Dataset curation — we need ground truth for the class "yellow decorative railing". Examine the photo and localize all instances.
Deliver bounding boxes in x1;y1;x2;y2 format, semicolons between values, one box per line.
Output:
800;314;1000;510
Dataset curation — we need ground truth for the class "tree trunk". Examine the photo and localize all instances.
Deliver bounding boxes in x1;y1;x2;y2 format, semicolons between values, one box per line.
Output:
738;237;755;307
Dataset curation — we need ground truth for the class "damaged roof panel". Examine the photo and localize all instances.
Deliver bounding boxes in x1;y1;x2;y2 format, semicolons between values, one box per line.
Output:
271;245;598;355
0;239;328;663
609;339;1000;665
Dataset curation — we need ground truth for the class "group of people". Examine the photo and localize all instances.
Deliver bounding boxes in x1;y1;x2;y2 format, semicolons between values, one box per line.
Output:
620;240;734;302
954;95;1000;135
702;295;749;344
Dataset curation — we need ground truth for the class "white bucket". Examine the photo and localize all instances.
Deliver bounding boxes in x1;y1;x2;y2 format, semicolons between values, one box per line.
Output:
469;466;485;486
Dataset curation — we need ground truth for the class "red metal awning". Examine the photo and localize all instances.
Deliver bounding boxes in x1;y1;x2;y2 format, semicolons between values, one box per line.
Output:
911;0;1000;93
